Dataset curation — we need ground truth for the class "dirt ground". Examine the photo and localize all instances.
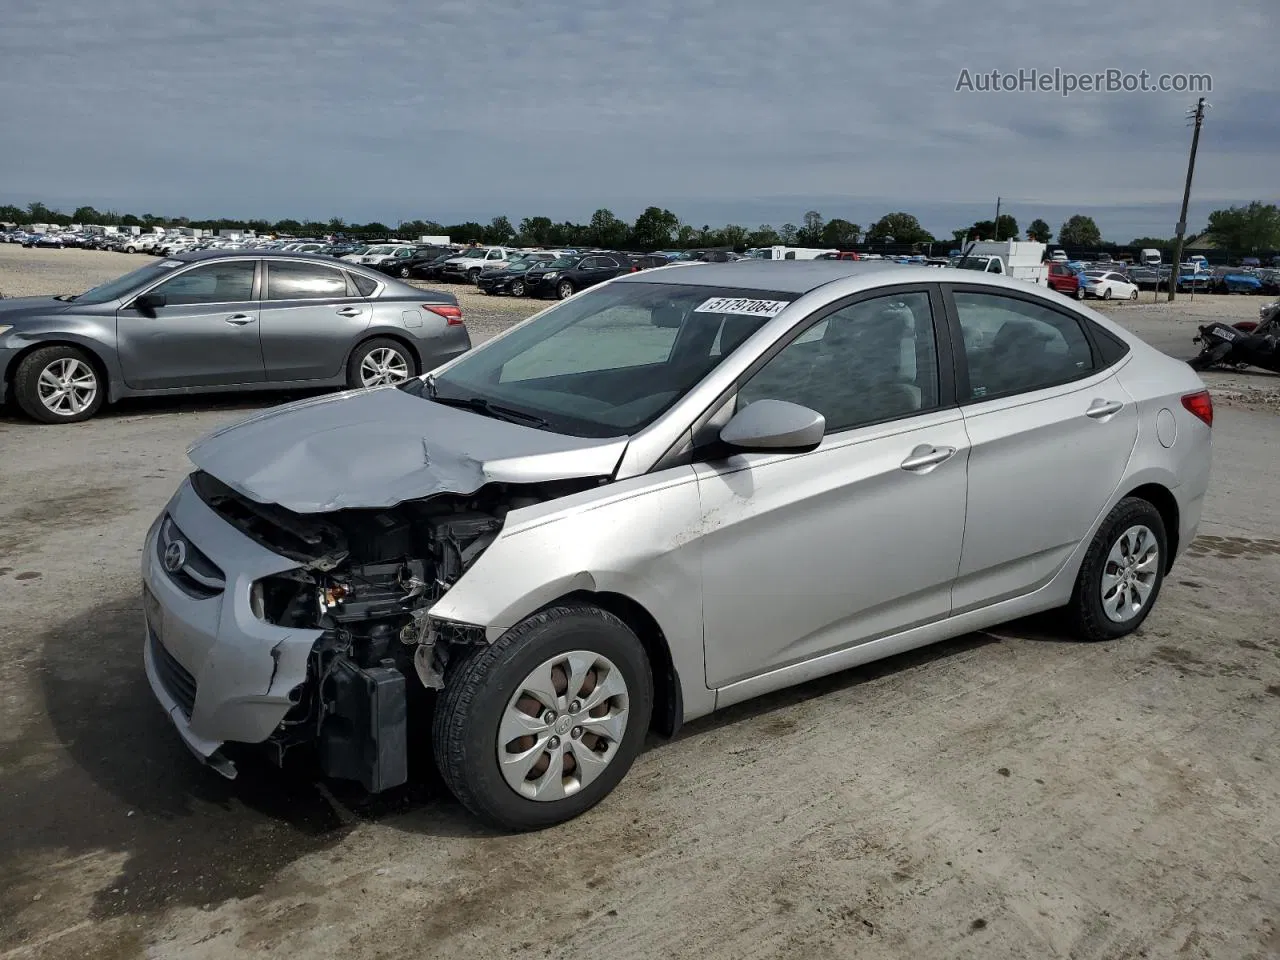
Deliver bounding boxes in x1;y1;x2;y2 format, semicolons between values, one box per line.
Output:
2;245;1280;960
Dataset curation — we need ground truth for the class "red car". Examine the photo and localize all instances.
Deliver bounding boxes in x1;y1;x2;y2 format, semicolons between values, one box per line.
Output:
1047;262;1084;299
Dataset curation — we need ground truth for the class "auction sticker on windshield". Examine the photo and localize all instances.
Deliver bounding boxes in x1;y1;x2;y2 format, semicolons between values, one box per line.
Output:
694;297;791;317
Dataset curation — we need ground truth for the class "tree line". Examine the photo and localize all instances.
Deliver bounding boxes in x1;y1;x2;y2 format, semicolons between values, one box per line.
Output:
3;200;1277;255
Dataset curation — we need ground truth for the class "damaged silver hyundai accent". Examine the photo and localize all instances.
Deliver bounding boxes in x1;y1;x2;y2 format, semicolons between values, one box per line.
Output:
143;260;1211;829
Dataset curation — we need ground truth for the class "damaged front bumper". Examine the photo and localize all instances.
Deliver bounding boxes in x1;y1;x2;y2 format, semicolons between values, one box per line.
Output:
141;478;416;791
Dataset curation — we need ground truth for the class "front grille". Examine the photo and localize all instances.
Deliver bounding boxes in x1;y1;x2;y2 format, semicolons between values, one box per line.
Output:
157;515;225;599
150;628;197;717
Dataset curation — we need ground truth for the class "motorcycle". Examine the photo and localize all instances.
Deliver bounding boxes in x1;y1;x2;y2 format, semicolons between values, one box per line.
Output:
1189;300;1280;372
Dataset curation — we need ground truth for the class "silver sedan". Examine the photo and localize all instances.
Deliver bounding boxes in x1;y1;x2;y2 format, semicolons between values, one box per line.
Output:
141;261;1212;829
0;251;468;423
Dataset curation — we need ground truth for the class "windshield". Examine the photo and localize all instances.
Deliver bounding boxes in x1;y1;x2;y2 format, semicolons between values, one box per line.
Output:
365;245;395;255
427;281;794;438
458;249;486;259
954;258;989;271
74;260;185;304
542;257;577;269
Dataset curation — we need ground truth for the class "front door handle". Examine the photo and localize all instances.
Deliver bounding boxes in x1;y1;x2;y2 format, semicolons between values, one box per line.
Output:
336;307;364;317
900;444;957;473
1085;399;1124;420
224;314;255;325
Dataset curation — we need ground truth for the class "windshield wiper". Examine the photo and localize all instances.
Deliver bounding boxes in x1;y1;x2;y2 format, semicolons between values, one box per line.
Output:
53;294;78;301
428;393;550;429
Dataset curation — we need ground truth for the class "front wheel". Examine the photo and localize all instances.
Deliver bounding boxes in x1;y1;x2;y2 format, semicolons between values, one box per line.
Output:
1075;286;1085;300
432;604;653;830
399;266;411;278
467;268;482;285
346;337;417;389
556;279;575;300
510;279;526;297
1067;497;1167;641
13;345;105;423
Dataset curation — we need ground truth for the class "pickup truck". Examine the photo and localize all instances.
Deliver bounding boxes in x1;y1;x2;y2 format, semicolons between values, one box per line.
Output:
440;246;518;283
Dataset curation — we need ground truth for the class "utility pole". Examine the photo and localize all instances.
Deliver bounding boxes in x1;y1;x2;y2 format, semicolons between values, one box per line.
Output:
1168;97;1208;302
993;196;1002;241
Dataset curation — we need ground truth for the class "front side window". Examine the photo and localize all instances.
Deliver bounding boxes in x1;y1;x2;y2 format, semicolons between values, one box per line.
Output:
429;282;795;437
737;291;940;433
150;260;256;305
266;261;350;300
952;290;1094;400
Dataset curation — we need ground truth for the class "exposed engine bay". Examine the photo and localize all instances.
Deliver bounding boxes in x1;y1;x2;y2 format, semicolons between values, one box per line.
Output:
189;469;599;792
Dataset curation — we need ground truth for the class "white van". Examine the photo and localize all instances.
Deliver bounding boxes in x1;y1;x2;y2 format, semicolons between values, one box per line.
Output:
1140;248;1162;266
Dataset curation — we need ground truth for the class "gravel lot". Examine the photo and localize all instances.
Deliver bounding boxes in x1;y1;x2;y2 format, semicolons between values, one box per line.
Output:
3;245;1280;960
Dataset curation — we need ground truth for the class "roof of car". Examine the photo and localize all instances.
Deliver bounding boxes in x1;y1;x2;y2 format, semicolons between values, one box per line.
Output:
173;249;358;266
612;259;914;293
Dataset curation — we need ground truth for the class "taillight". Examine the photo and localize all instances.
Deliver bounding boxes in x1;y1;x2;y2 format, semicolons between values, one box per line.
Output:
1181;390;1213;426
424;303;464;325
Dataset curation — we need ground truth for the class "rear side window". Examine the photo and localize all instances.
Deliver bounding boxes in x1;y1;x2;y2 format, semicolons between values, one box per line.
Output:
349;272;378;297
266;261;350;300
951;291;1095;400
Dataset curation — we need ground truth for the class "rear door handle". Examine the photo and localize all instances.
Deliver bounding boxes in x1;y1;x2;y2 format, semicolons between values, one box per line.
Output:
900;444;957;473
1085;399;1124;420
224;314;255;325
337;307;364;317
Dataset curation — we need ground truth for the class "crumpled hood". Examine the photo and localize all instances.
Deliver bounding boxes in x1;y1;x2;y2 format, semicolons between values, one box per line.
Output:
187;386;629;513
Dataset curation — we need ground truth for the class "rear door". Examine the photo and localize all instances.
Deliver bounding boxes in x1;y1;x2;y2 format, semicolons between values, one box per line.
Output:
116;259;265;389
258;259;371;382
943;285;1138;610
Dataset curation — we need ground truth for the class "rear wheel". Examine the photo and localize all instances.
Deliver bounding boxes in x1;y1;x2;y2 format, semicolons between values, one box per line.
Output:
1067;498;1167;641
1129;289;1138;300
13;345;105;423
432;604;653;830
1102;286;1113;300
1075;285;1085;300
346;337;417;389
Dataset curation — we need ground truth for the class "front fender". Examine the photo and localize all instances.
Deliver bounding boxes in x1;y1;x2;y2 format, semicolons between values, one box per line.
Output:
1;327;124;400
428;465;717;722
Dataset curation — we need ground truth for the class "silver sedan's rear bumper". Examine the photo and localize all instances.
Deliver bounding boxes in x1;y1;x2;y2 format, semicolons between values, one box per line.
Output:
140;477;324;769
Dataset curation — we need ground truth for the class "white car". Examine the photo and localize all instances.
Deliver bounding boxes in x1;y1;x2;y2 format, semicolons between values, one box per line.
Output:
1085;272;1139;301
353;243;416;267
440;246;518;283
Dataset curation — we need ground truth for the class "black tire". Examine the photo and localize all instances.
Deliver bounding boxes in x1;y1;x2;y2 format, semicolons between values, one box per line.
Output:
345;337;417;389
1102;287;1112;300
1067;497;1167;642
432;604;653;831
556;279;575;300
467;268;481;285
1188;341;1231;371
399;266;411;278
1129;289;1138;301
1075;286;1085;300
510;279;526;297
13;344;106;423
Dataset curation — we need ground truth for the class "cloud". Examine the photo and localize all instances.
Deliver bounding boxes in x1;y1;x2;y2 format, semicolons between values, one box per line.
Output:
0;0;1275;239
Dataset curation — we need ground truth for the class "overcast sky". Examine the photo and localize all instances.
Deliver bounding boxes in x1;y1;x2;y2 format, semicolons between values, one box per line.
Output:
2;0;1276;240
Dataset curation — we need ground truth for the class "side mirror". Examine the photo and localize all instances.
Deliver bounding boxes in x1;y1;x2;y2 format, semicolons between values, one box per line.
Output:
133;292;167;311
719;399;825;454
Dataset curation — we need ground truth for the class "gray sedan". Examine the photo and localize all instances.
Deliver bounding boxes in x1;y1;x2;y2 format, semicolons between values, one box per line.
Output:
0;251;469;423
142;261;1211;830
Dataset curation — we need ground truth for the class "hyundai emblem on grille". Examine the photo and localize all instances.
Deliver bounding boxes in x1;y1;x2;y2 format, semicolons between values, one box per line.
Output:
163;538;187;574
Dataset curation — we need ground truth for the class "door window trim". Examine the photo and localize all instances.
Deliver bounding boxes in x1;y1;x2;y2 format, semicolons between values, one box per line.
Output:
122;257;262;309
656;283;957;470
940;283;1128;405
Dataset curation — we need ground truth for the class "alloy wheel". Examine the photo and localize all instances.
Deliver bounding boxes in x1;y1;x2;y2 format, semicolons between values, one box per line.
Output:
1100;524;1159;623
359;347;410;387
37;358;98;417
497;650;630;801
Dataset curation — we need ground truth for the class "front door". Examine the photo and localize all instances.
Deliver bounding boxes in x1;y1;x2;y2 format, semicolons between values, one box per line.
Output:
943;286;1139;610
116;259;264;390
258;259;371;381
696;288;969;688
